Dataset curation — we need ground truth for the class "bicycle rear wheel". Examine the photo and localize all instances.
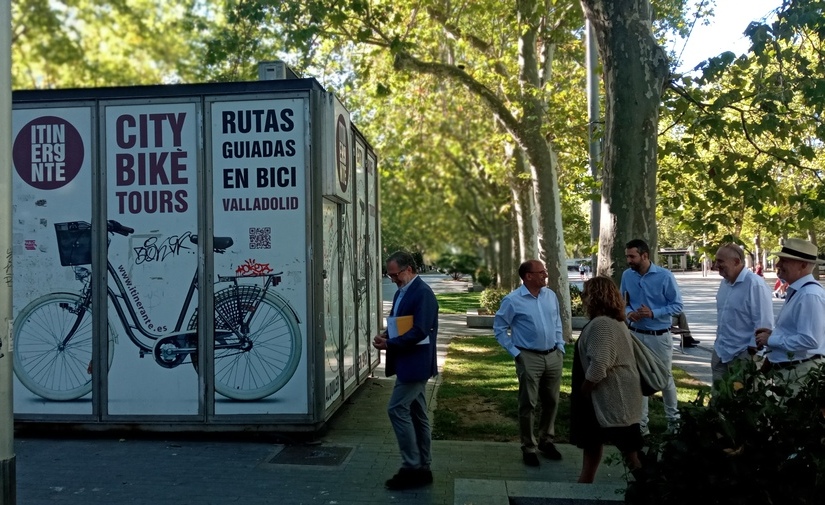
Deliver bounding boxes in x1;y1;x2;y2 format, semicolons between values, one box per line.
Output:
13;293;116;401
190;286;302;401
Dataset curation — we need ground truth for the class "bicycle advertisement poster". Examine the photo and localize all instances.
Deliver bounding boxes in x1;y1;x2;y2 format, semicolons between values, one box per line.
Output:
11;99;310;416
103;101;201;415
210;97;308;415
11;80;378;429
11;106;94;415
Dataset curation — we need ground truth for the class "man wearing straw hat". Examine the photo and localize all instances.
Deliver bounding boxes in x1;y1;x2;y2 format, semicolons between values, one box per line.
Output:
755;238;825;385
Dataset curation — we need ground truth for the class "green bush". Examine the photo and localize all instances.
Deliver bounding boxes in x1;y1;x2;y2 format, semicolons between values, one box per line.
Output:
570;283;584;317
474;266;494;288
627;360;825;504
479;288;507;314
435;252;480;281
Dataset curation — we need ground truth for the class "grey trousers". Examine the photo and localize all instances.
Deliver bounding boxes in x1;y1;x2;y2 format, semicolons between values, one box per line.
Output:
388;379;432;469
632;330;680;424
710;348;753;386
515;349;563;453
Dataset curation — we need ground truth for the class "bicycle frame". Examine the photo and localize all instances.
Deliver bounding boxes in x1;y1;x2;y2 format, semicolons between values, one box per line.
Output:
106;261;198;356
79;246;286;363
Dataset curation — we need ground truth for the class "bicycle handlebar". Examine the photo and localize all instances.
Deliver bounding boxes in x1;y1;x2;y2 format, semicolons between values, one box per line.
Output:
107;220;134;236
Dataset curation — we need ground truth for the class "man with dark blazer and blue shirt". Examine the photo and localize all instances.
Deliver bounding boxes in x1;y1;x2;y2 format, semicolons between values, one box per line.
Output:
373;251;439;490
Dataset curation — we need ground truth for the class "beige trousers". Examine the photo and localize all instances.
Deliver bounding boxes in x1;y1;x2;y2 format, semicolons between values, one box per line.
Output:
514;349;564;452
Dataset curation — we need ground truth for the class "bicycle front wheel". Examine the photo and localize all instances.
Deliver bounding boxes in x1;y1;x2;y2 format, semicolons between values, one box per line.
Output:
210;287;302;401
13;293;115;401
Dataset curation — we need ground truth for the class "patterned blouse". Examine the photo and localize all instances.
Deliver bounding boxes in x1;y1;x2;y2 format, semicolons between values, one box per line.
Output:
578;316;643;427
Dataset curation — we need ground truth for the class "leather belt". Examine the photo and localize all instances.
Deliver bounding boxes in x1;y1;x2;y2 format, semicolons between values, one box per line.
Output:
629;327;670;336
516;346;556;355
771;355;823;370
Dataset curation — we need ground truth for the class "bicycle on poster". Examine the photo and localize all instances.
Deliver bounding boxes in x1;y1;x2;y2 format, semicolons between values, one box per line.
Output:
13;219;302;402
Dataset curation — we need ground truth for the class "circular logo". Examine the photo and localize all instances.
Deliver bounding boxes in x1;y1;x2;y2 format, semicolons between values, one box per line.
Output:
336;115;350;194
13;116;84;190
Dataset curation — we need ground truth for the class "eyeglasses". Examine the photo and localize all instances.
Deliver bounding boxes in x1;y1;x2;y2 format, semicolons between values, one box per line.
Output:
387;268;408;278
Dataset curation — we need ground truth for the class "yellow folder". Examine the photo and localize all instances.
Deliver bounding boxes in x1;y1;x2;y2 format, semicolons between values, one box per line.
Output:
387;315;414;338
387;315;429;345
396;315;413;335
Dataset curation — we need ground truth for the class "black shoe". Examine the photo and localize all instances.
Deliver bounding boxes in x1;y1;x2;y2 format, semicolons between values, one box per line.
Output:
385;468;429;490
417;468;433;484
537;441;562;460
522;452;540;467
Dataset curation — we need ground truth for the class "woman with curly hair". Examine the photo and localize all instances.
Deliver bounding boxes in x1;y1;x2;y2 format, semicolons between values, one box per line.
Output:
570;276;643;483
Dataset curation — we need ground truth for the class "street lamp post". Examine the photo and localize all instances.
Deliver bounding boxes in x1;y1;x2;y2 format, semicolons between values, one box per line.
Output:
1;1;16;503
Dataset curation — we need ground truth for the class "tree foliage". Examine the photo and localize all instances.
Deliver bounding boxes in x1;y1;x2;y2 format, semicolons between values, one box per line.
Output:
241;0;595;336
11;0;211;88
19;0;821;291
435;252;480;281
659;0;825;254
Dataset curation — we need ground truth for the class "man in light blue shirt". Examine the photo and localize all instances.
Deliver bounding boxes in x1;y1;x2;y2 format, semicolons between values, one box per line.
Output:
620;239;683;434
756;238;825;390
494;259;565;467
712;243;774;388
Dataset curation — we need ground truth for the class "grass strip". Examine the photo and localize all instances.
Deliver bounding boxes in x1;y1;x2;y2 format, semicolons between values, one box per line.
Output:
433;335;709;443
435;291;482;314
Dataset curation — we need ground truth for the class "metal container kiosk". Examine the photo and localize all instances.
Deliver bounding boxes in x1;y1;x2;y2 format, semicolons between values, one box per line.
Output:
10;79;382;432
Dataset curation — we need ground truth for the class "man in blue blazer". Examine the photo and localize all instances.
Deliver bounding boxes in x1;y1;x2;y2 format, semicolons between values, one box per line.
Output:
373;250;439;490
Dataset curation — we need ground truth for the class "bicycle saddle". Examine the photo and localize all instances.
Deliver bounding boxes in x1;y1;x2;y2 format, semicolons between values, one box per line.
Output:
189;235;234;252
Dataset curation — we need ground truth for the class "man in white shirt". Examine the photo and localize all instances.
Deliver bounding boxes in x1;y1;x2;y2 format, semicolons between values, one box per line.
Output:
755;238;825;389
712;243;774;388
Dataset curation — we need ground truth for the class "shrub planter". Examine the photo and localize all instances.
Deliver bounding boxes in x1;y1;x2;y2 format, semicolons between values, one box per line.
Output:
466;308;494;328
467;283;486;293
571;316;589;330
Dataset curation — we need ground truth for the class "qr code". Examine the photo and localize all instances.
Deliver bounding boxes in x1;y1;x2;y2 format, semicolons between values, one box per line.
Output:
249;227;271;249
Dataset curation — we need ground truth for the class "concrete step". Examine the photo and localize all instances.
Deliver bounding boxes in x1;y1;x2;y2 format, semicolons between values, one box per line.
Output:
454;478;625;505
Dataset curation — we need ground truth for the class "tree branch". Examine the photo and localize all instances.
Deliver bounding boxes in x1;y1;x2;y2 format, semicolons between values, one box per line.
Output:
426;6;510;77
539;0;575;87
668;78;823;181
734;108;823;183
393;52;524;138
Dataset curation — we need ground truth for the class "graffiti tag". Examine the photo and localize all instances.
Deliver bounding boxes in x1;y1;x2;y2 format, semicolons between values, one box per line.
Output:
133;231;192;265
235;258;274;277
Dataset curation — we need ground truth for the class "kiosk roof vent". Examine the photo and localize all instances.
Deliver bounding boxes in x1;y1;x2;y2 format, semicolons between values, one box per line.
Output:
258;60;300;80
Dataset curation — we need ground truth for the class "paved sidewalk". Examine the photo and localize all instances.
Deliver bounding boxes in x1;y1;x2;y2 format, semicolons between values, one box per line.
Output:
14;374;626;505
13;271;790;505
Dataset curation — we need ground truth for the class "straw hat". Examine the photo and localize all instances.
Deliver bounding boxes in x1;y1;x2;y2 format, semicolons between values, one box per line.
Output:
773;238;825;264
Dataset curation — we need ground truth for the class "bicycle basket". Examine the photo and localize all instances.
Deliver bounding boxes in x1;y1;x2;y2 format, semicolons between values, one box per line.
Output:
214;286;263;329
54;221;92;266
